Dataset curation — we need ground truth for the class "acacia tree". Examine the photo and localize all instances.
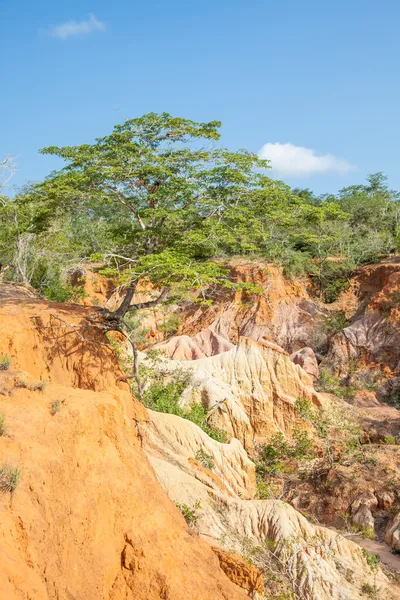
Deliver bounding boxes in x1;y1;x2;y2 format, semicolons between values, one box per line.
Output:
28;113;267;389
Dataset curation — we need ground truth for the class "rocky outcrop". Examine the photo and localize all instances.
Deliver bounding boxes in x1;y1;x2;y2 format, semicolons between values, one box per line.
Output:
158;336;324;449
212;548;265;598
144;409;398;600
0;296;248;600
150;328;234;360
290;347;319;380
176;263;325;353
385;513;400;552
326;262;400;375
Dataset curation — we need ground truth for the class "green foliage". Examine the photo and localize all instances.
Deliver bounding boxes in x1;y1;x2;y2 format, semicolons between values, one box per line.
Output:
142;368;228;443
295;397;361;464
195;449;215;470
0;462;21;493
159;313;181;337
382;435;397;445
0;355;11;371
362;549;380;572
0;413;7;436
358;526;377;540
323;311;349;335
316;369;357;400
175;500;201;527
256;429;315;476
384;382;400;409
255;475;273;499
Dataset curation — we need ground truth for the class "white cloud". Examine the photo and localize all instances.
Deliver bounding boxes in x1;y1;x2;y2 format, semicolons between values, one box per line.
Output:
258;142;354;177
49;14;106;40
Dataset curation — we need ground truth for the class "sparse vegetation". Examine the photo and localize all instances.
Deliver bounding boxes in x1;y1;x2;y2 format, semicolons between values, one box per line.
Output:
315;369;357;400
15;378;48;392
0;355;11;371
255;475;273;499
50;398;63;415
0;462;21;493
195;449;215;470
139;357;228;443
175;500;201;527
360;582;380;598
0;413;7;436
362;548;380;572
382;435;397;445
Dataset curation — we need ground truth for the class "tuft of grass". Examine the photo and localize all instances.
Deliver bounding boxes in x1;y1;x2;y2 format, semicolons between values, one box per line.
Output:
0;462;21;493
50;398;63;415
0;355;11;371
382;435;397;445
15;378;48;392
0;413;7;436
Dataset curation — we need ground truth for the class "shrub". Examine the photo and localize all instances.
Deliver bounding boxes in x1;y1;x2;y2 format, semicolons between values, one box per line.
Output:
282;251;315;280
143;378;228;443
362;548;380;572
0;462;21;493
360;582;380;598
315;369;357;400
358;526;377;540
256;429;315;477
50;399;63;415
159;313;181;337
382;435;397;445
0;355;11;371
175;500;201;527
323;311;349;336
195;449;214;470
0;413;7;436
255;475;273;499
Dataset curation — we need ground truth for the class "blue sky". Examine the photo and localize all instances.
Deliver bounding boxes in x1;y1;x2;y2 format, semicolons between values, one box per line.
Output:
2;0;400;194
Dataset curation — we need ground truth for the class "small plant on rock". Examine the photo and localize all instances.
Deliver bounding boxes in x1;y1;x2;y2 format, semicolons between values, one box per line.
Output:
0;355;11;371
50;398;63;415
360;582;380;599
362;548;380;572
195;449;214;470
175;500;201;527
0;462;21;493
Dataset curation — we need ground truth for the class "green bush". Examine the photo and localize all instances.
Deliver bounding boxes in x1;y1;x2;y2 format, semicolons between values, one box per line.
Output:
175;500;201;527
282;251;314;280
256;429;315;477
316;261;353;303
360;582;380;598
362;548;380;572
143;381;228;443
382;435;397;445
255;475;273;499
0;355;11;371
316;369;357;400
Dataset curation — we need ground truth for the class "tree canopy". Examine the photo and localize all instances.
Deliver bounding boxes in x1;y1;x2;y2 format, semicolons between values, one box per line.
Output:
1;113;399;309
